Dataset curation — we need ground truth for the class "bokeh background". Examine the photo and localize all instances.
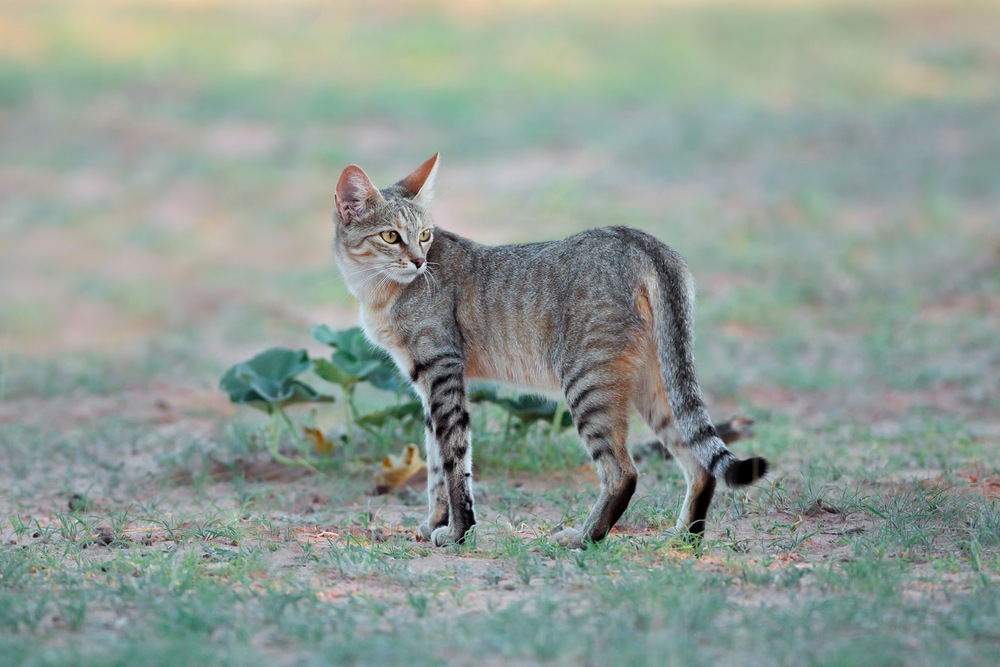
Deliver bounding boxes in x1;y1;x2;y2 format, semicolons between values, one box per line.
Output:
1;0;998;426
2;3;1000;664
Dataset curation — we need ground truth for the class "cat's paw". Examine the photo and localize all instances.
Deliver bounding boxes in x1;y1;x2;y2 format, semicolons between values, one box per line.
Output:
430;525;463;547
550;528;587;550
418;521;433;540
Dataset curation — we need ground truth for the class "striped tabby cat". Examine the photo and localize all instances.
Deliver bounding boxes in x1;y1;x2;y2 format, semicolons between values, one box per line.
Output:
333;153;768;548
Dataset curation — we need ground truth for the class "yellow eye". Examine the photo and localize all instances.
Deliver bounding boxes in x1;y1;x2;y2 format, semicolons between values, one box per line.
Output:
419;229;431;242
380;230;399;244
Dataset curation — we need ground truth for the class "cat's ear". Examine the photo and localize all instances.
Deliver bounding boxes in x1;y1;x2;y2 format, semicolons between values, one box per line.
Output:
396;152;439;205
335;165;382;224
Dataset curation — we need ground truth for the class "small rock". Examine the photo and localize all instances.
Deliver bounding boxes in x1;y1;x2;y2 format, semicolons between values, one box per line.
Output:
68;493;89;512
95;525;115;546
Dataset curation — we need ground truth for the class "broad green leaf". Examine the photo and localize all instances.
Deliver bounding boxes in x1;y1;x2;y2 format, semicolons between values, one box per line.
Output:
312;323;360;351
236;347;311;383
219;347;333;413
312;358;359;388
330;351;384;381
312;324;414;396
313;325;377;361
469;389;573;431
468;388;500;404
355;401;424;429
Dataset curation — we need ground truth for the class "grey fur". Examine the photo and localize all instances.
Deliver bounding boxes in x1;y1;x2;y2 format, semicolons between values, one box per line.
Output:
333;155;768;548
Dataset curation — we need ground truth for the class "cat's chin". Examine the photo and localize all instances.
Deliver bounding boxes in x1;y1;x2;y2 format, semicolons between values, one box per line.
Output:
391;269;425;284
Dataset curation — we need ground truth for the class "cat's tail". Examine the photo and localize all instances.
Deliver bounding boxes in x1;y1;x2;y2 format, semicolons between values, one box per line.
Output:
645;242;769;488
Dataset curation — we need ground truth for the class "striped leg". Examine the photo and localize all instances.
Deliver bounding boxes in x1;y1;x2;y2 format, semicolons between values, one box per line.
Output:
418;414;449;539
552;364;637;549
411;352;476;546
634;365;715;538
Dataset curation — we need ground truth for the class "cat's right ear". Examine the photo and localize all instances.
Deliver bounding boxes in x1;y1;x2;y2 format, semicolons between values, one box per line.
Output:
335;165;382;224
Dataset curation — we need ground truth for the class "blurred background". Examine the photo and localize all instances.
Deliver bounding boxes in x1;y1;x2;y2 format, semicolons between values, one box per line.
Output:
1;0;998;429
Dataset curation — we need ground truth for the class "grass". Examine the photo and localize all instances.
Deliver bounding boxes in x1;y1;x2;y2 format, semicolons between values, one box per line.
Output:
3;406;998;665
1;481;999;666
2;0;1000;664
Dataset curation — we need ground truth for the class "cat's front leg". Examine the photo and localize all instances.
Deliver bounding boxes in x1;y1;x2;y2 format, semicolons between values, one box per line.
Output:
418;414;449;539
411;351;476;546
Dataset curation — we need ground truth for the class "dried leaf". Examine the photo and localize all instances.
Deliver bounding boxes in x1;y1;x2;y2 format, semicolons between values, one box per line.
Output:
302;426;334;457
803;498;841;516
375;444;426;494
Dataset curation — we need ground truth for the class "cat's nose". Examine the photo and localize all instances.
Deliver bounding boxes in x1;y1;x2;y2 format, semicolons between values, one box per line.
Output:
412;258;425;269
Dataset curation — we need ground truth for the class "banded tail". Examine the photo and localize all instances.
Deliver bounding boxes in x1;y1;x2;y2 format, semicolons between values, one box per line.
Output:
648;246;769;488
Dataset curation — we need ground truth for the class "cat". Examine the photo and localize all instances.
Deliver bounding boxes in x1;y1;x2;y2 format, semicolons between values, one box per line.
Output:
332;153;768;549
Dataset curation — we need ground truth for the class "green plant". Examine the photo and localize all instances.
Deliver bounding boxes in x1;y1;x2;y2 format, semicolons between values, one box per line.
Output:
219;347;333;415
220;325;579;471
219;347;336;469
468;389;573;436
311;324;421;446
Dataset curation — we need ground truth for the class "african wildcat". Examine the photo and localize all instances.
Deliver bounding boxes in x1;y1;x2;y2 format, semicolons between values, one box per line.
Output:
333;153;768;549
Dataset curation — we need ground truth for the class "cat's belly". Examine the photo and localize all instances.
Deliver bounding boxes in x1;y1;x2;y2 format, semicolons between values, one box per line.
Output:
464;342;561;397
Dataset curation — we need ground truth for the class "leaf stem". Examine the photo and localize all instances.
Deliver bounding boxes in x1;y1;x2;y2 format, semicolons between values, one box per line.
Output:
343;389;355;455
264;408;324;472
551;399;565;435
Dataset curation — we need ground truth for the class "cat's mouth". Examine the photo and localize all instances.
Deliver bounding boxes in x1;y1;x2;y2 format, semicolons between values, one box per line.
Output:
391;265;427;284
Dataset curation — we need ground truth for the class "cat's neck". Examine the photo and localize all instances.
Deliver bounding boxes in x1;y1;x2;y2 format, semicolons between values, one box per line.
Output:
338;261;407;353
339;259;405;312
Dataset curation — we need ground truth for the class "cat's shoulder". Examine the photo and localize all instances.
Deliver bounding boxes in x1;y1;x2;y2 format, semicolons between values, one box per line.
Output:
431;227;473;249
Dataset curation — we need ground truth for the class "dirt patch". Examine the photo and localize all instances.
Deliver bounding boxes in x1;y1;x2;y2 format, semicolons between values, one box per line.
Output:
0;383;234;429
922;469;1000;500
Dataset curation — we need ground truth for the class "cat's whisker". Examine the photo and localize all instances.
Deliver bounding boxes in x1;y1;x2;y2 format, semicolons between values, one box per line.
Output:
336;265;397;302
372;269;396;294
365;274;394;295
423;267;439;293
344;271;378;291
338;264;388;281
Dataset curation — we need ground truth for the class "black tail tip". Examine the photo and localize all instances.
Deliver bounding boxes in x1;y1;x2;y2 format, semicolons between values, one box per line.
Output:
725;456;769;487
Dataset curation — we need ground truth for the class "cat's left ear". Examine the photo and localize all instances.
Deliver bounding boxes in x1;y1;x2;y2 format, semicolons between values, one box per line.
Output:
396;152;439;205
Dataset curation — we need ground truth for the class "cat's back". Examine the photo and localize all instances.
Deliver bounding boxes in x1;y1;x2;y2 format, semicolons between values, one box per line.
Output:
428;225;662;281
443;227;669;306
404;226;665;391
410;226;675;317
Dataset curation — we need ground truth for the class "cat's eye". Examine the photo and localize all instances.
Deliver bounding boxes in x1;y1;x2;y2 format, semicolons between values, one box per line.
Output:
419;229;432;242
380;230;400;244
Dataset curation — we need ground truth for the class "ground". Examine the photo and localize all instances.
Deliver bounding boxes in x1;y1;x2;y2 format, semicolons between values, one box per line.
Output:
1;0;999;665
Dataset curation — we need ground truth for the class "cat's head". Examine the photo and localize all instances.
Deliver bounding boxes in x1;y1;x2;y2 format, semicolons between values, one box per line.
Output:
333;153;438;289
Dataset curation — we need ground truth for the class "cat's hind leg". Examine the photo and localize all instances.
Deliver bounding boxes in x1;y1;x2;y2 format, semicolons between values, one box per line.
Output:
634;366;716;539
552;372;637;549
